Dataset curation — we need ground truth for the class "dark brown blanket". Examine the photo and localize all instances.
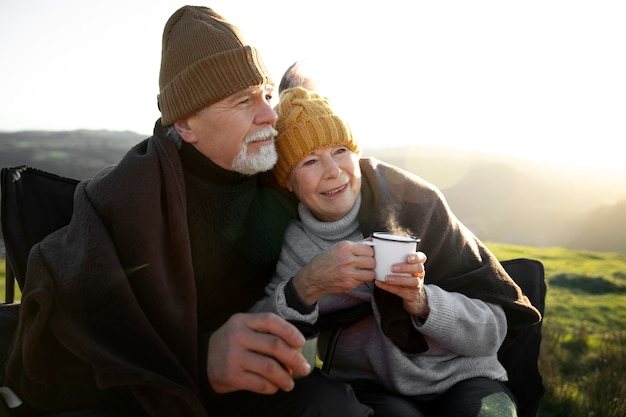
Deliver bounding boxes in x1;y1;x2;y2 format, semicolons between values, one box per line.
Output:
357;158;541;352
7;127;208;416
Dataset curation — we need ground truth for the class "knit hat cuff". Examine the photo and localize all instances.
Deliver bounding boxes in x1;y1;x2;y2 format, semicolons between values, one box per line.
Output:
159;45;272;125
273;115;359;187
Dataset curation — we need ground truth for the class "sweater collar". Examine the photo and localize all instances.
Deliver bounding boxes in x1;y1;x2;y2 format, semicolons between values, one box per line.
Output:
298;194;362;241
179;140;257;186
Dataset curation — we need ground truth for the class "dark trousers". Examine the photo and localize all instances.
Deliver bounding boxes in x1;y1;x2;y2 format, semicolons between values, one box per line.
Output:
40;369;372;417
43;411;141;417
209;368;373;417
352;377;517;417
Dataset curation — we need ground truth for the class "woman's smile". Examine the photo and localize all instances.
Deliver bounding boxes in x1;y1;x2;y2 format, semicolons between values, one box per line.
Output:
321;183;348;198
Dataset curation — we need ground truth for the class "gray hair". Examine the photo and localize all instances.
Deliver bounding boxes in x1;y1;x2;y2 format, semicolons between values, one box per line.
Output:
278;61;318;94
164;125;183;148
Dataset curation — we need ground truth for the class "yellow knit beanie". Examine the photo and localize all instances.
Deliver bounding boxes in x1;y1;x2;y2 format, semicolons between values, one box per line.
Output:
158;6;272;126
273;87;360;188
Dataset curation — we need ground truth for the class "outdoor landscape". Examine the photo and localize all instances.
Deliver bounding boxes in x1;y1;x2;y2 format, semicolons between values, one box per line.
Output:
1;130;625;416
2;130;626;254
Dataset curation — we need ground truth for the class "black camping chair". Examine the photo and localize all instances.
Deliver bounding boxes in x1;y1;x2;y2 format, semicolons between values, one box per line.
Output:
1;166;79;416
1;166;79;303
317;258;546;417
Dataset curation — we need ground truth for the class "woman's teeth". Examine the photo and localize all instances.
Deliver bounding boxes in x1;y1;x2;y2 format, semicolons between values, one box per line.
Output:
324;184;346;196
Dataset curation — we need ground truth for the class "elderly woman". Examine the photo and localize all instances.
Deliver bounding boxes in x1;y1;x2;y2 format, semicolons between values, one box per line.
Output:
250;69;540;417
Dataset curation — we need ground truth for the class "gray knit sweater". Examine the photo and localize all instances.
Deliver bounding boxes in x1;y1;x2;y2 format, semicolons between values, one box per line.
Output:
250;194;509;396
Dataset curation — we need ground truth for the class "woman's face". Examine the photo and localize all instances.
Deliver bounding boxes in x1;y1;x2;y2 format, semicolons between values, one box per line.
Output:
286;146;361;222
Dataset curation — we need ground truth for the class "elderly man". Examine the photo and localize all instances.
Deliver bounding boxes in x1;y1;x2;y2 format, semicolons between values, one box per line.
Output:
5;6;374;417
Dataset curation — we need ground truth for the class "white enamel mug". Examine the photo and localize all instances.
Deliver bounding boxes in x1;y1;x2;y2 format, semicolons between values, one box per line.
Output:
365;232;420;281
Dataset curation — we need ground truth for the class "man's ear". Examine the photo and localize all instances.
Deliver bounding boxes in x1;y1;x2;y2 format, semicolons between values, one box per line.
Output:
174;120;197;144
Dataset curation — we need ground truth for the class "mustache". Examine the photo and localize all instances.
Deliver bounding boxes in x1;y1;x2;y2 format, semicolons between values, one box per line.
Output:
244;126;279;144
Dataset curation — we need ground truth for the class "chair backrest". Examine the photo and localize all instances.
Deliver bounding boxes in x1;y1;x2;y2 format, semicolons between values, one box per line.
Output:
318;258;546;417
1;166;79;302
0;167;78;407
497;258;546;417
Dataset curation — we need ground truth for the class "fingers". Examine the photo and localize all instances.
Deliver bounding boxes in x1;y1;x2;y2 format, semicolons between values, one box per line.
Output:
376;276;429;317
342;240;375;268
375;277;422;302
243;312;305;348
241;316;312;377
210;350;292;394
390;251;426;277
406;251;427;268
379;274;423;289
296;241;376;299
408;251;427;264
207;313;311;395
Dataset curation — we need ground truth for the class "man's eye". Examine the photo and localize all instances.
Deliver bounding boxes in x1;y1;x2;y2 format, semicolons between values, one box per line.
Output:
303;159;316;166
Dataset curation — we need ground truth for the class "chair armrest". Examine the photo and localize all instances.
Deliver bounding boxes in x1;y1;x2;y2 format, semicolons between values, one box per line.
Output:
316;302;372;374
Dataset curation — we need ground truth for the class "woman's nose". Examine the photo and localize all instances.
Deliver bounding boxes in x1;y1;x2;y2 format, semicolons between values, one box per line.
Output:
324;159;341;178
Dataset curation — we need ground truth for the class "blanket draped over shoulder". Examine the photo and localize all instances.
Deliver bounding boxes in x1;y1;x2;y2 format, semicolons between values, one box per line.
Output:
357;158;541;353
7;125;209;416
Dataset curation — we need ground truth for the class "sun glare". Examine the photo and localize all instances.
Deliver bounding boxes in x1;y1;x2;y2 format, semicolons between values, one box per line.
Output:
0;0;624;177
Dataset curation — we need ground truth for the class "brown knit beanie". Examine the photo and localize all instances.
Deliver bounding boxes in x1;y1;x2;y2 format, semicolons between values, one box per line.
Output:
273;87;360;188
158;6;272;126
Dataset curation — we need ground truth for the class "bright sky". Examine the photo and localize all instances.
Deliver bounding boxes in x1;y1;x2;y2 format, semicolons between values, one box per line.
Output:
1;0;625;175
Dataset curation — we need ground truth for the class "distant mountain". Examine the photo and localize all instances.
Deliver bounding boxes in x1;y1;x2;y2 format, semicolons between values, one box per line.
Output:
572;200;626;253
0;130;146;179
363;146;626;253
1;131;625;253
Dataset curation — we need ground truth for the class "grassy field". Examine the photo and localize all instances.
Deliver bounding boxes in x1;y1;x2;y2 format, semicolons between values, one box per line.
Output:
486;243;626;417
2;244;625;416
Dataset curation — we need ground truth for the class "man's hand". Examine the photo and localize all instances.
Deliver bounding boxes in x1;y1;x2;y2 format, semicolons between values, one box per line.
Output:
207;312;311;394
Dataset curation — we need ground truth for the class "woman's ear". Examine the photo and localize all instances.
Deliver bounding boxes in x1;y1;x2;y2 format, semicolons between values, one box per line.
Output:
285;176;294;193
174;120;197;144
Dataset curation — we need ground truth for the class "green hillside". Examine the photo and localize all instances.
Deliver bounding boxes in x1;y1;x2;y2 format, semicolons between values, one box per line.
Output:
487;243;626;334
2;243;625;416
486;243;626;417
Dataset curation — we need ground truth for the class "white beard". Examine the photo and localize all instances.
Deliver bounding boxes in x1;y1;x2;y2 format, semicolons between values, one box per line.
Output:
231;127;279;175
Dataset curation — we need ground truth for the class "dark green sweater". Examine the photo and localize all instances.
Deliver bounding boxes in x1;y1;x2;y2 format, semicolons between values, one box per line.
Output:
180;142;294;335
